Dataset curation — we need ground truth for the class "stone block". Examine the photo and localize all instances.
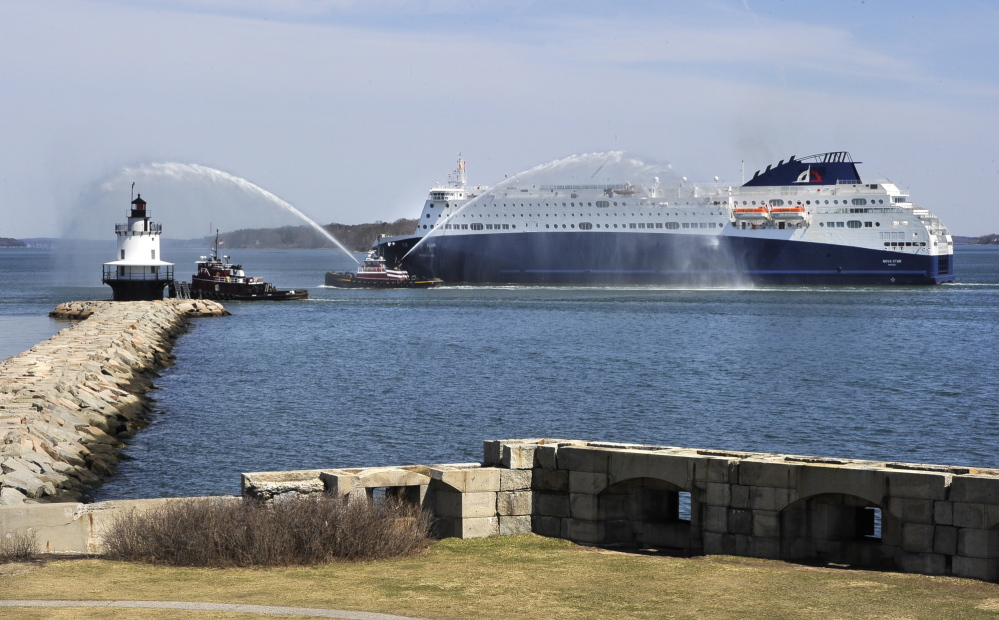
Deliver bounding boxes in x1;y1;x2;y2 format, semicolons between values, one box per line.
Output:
734;534;750;556
776;487;798;511
953;502;986;529
483;440;503;466
456;516;499;539
536;492;570;518
502;444;537;470
532;515;562;537
706;458;737;483
704;505;727;533
702;531;736;555
499;515;533;536
598;493;628;521
958;528;992;559
749;486;778;511
534;445;558;470
739;461;798;489
727;508;753;535
748;536;781;559
796;466;883;504
730;485;750;509
566;518;603;544
934;501;953;526
431;468;475;492
434;491;478;518
464;468;503;493
440;492;494;518
933;525;958;556
557;447;610;473
953;555;998;582
884;470;950;500
570;493;599;521
607;450;690;488
500;469;532;491
532;468;569;492
901;524;935;553
497;491;533;516
896;551;947;576
569;471;608;495
705;482;730;507
752;510;780;539
899;498;935;525
950;476;999;505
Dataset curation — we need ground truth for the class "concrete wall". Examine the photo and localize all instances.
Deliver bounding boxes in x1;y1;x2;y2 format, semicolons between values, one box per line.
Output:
11;437;999;583
0;497;237;555
244;438;999;582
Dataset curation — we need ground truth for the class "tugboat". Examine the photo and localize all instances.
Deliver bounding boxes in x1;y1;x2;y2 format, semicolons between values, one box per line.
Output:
325;251;441;288
187;231;308;300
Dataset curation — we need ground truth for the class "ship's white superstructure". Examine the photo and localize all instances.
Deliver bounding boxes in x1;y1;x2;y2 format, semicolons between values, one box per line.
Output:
379;153;954;285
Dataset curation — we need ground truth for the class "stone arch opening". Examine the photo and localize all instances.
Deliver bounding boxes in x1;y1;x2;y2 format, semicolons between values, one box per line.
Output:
597;477;696;553
780;492;895;569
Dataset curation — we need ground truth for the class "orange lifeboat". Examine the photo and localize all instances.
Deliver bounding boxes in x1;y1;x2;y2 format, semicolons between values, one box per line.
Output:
732;204;770;221
769;205;807;221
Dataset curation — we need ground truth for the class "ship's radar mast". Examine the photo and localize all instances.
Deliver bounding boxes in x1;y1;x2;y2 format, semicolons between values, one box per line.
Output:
451;153;466;189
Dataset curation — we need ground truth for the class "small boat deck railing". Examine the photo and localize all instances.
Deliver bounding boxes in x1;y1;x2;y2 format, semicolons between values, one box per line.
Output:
102;265;174;282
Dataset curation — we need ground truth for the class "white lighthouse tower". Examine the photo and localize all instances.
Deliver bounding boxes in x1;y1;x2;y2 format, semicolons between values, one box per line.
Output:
102;193;174;301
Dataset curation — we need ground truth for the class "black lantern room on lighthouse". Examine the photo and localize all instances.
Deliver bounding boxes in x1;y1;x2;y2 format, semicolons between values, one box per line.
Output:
102;194;175;301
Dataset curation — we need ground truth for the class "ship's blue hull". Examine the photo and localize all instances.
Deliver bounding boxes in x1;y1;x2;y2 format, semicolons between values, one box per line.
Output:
380;232;954;285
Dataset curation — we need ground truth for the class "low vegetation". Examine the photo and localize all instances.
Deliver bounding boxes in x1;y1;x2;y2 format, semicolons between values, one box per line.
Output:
0;530;36;561
4;534;999;619
102;495;433;567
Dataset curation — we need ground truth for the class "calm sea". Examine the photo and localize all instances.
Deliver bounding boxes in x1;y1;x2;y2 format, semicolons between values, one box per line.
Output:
2;244;998;500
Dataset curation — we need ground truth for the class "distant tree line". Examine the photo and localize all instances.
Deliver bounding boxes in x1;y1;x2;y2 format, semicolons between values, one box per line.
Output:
0;237;26;247
970;234;999;245
214;219;417;251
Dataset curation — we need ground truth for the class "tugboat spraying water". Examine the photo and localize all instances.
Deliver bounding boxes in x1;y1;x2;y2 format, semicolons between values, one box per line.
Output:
186;231;308;301
325;250;441;288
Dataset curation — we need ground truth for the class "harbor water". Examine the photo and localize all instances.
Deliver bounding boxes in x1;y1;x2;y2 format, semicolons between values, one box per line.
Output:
2;244;998;500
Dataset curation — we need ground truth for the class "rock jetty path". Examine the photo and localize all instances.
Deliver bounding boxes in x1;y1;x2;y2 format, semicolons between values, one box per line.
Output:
0;300;227;505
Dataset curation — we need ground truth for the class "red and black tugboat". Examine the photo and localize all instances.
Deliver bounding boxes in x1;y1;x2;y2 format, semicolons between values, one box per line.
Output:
188;232;308;301
325;250;441;288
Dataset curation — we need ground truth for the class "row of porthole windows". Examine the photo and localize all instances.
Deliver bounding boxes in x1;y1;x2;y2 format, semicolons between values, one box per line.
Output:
820;221;879;228
886;241;926;247
497;200;628;208
443;223;518;230
452;211;722;219
737;198;886;206
439;221;720;231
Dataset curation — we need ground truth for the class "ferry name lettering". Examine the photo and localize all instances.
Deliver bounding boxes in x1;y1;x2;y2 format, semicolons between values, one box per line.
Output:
882;259;902;265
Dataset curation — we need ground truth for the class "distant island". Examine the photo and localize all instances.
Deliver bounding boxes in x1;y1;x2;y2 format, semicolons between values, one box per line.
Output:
5;227;999;249
214;219;417;251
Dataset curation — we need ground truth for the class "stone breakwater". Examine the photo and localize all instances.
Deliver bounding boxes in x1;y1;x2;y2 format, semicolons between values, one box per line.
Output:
0;300;227;505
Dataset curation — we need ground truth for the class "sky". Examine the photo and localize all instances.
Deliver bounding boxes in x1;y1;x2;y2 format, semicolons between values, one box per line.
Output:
0;0;997;238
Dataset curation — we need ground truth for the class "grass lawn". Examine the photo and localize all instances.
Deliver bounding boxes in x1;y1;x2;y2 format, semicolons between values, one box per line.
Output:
3;534;999;619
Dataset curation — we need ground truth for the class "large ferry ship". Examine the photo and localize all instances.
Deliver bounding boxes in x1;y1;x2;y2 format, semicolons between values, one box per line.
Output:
376;153;954;285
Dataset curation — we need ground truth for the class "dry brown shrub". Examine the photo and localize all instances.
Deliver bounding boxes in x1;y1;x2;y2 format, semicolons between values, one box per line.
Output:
102;495;434;567
0;530;37;561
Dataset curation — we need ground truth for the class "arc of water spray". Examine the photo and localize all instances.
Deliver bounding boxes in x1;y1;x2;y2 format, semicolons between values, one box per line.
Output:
115;162;359;264
402;152;627;262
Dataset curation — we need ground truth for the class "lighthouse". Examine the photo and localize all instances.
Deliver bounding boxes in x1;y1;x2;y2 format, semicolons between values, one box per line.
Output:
102;194;175;301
